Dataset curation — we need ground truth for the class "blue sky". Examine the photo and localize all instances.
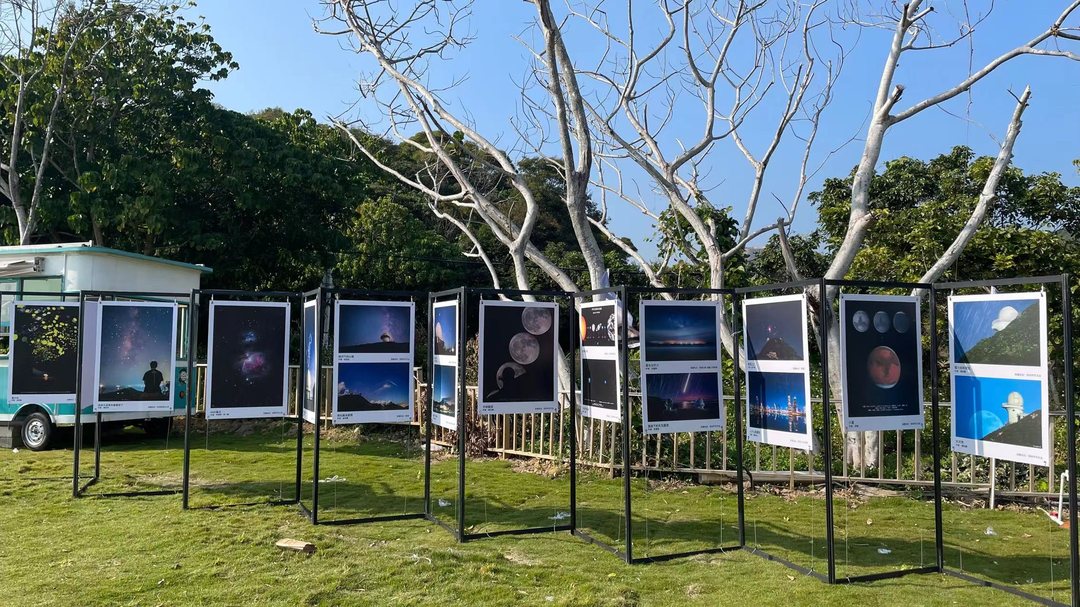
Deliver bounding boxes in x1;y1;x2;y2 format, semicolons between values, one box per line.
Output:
193;1;1080;261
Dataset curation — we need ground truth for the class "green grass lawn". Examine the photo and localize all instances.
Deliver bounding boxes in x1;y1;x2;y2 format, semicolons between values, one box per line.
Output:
0;425;1071;606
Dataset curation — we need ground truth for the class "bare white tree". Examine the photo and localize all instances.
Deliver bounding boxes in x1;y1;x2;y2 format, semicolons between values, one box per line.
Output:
568;0;846;352
819;1;1079;467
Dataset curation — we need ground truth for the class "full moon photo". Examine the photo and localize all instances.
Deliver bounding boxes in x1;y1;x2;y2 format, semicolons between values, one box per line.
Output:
481;302;557;407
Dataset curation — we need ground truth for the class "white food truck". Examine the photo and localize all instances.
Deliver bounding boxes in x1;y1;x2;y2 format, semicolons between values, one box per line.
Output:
0;242;208;449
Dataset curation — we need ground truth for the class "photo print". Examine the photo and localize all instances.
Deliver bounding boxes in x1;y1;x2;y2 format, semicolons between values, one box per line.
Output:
7;302;79;404
335;301;413;360
642;302;719;362
302;299;318;424
580;301;616;348
205;301;290;420
742;294;812;449
950;292;1049;466
640;300;724;434
431;363;457;431
432;300;458;362
332;300;415;424
94;301;178;412
479;300;559;415
840;294;923;432
579;300;621;423
334;361;412;424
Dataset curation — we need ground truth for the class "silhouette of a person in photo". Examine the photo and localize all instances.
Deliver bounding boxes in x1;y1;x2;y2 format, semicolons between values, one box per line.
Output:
143;360;164;396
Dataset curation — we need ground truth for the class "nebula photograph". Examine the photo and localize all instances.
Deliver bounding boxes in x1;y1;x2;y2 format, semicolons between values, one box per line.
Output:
580;302;616;348
841;295;922;430
479;302;557;410
952;296;1041;367
432;364;457;417
642;303;719;362
337;302;412;355
336;362;410;412
207;302;289;417
96;303;176;405
644;372;721;423
744;298;804;362
433;303;457;358
9;303;79;402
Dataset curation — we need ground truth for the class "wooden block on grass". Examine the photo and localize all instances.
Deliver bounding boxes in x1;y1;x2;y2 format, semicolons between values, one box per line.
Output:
276;539;316;554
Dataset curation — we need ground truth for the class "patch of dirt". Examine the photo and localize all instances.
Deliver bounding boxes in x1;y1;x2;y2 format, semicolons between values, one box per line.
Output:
510;458;568;479
502;550;541;566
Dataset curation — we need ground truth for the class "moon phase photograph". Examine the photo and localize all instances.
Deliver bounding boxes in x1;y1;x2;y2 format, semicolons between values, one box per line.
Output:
580;303;616;348
744;299;804;361
208;303;288;412
97;303;176;403
337;303;411;354
480;302;556;405
10;303;79;399
842;297;921;420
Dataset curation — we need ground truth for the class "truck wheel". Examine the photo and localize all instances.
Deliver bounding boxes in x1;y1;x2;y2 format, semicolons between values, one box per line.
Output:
21;412;52;451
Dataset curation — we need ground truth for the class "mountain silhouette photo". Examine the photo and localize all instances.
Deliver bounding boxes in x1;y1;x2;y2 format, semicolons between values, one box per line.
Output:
956;303;1040;366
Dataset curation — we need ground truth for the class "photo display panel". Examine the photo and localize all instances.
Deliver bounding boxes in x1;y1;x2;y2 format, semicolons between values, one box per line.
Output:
431;299;458;431
332;300;415;424
743;294;812;450
840;294;924;432
302;299;318;424
639;300;724;435
478;300;560;415
93;301;178;412
579;300;621;423
7;302;79;404
205;301;291;420
949;292;1049;466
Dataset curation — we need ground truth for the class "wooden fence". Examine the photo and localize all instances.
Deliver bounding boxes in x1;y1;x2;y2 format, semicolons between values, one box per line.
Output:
189;364;1069;500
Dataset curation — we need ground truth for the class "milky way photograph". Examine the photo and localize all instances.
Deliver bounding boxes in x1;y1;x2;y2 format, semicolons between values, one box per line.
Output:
642;302;719;363
207;302;289;417
96;302;176;406
744;297;804;362
9;303;79;402
337;302;412;355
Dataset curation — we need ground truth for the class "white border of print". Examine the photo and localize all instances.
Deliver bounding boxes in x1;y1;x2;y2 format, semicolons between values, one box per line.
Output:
431;299;459;431
7;301;79;404
332;300;415;424
949;292;1049;466
93;301;177;412
639;300;724;435
334;300;415;363
432;300;458;367
478;299;560;415
205;300;291;420
579;300;621;423
333;361;414;425
742;293;813;450
302;299;318;424
840;294;924;432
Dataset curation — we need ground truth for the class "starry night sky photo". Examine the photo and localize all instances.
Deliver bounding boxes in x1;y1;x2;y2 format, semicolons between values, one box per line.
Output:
98;304;175;401
338;303;411;354
337;361;410;411
210;304;288;409
745;299;804;361
643;304;718;362
645;372;721;422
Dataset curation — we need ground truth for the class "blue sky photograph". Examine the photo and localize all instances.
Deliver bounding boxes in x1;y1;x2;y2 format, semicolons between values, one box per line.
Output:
954;375;1041;440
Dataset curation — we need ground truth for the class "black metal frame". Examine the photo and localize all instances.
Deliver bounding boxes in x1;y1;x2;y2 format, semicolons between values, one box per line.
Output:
303;287;430;527
574;286;745;564
432;286;576;543
73;289;191;498
0;289;80;482
180;289;303;511
934;274;1077;607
